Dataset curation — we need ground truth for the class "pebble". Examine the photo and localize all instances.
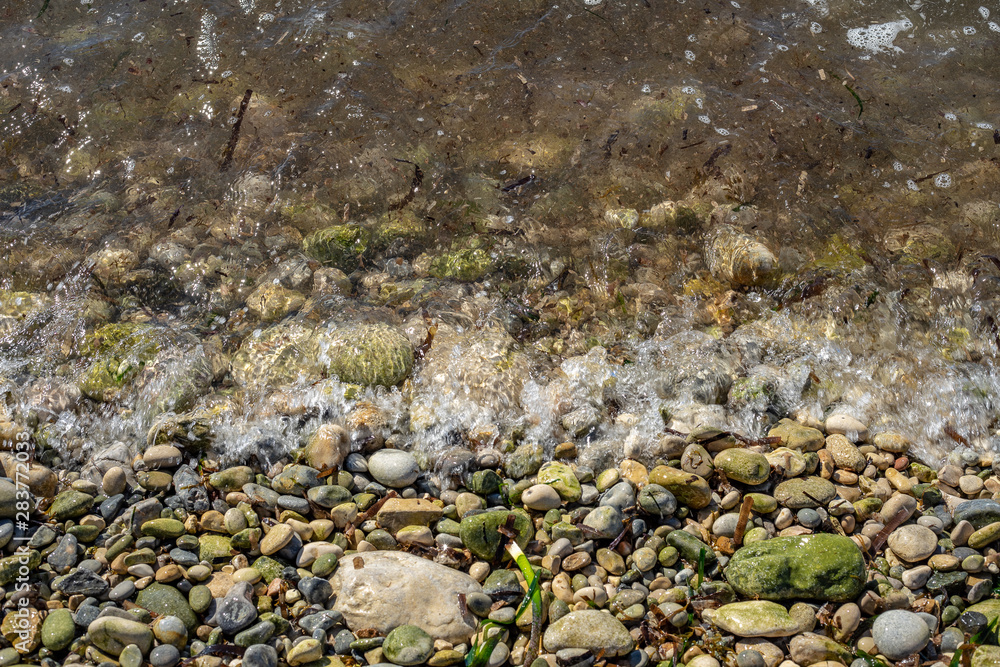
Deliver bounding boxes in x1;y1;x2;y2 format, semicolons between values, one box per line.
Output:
872;609;931;660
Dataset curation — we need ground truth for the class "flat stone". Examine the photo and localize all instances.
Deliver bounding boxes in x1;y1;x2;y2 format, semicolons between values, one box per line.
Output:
376;498;443;533
767;419;825;451
459;510;532;560
773;477;836;509
704;601;814;638
212;581;257;634
824;414;868;441
952;500;1000;533
542;610;634;657
55;568;109;597
331;550;483;642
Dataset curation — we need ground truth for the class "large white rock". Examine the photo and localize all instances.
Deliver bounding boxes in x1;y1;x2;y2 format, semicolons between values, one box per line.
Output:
330;550;483;642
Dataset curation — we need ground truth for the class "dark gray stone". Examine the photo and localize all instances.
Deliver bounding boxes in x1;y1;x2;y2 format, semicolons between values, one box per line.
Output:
55;568;109;596
212;581;257;633
298;577;334;605
243;644;278;667
47;533;79;573
173;465;210;513
150;644;181;667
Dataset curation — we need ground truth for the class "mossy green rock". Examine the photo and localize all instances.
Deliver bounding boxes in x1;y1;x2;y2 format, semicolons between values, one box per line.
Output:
972;646;1000;667
506;443;544;479
712;449;770;485
141;518;186;539
209;466;255;492
726;534;866;601
135;582;198;630
321;322;414;387
704;601;814;638
253;555;285;583
199;534;233;562
78;323;162;402
536;462;581;503
459;510;532;560
773;477;836;509
647;466;712;509
767;419;825;451
41;608;75;651
47;490;94;521
383;624;434;666
189;585;213;614
303;224;371;271
428;246;495;282
666;530;717;566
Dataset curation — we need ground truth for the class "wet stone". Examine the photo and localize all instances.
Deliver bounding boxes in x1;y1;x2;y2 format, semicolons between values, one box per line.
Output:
213;581;258;634
637;484;677;517
773;477;836;509
55;568;109;597
368;449;420;488
47;533;79;573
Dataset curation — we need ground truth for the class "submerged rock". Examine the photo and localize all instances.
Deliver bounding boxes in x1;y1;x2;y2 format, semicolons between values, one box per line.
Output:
705;224;777;286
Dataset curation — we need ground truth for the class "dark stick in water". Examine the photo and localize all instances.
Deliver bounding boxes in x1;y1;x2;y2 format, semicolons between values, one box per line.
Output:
220;89;253;172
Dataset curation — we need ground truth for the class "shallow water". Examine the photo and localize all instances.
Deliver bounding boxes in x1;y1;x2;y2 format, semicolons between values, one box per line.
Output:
0;0;999;469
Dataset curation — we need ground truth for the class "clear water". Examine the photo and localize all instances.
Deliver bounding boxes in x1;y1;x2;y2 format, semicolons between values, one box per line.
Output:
1;0;999;470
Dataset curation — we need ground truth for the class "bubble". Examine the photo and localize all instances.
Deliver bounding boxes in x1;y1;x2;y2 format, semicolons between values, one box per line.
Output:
963;26;976;34
715;127;730;135
698;115;711;124
133;32;146;42
810;22;823;33
906;180;919;191
680;86;696;94
893;161;904;171
731;1;740;7
777;44;789;51
979;6;989;18
990;21;1000;32
944;112;957;121
845;18;913;53
975;121;995;129
685;50;696;61
933;173;952;188
641;84;652;93
688;34;698;42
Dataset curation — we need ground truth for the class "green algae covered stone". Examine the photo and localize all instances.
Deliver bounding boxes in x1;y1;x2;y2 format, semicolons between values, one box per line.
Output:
536;462;582;503
647;466;712;509
459;509;532;560
303;224;371;271
712;449;770;485
47;490;94;522
135;582;198;630
320;322;414;387
725;534;866;602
